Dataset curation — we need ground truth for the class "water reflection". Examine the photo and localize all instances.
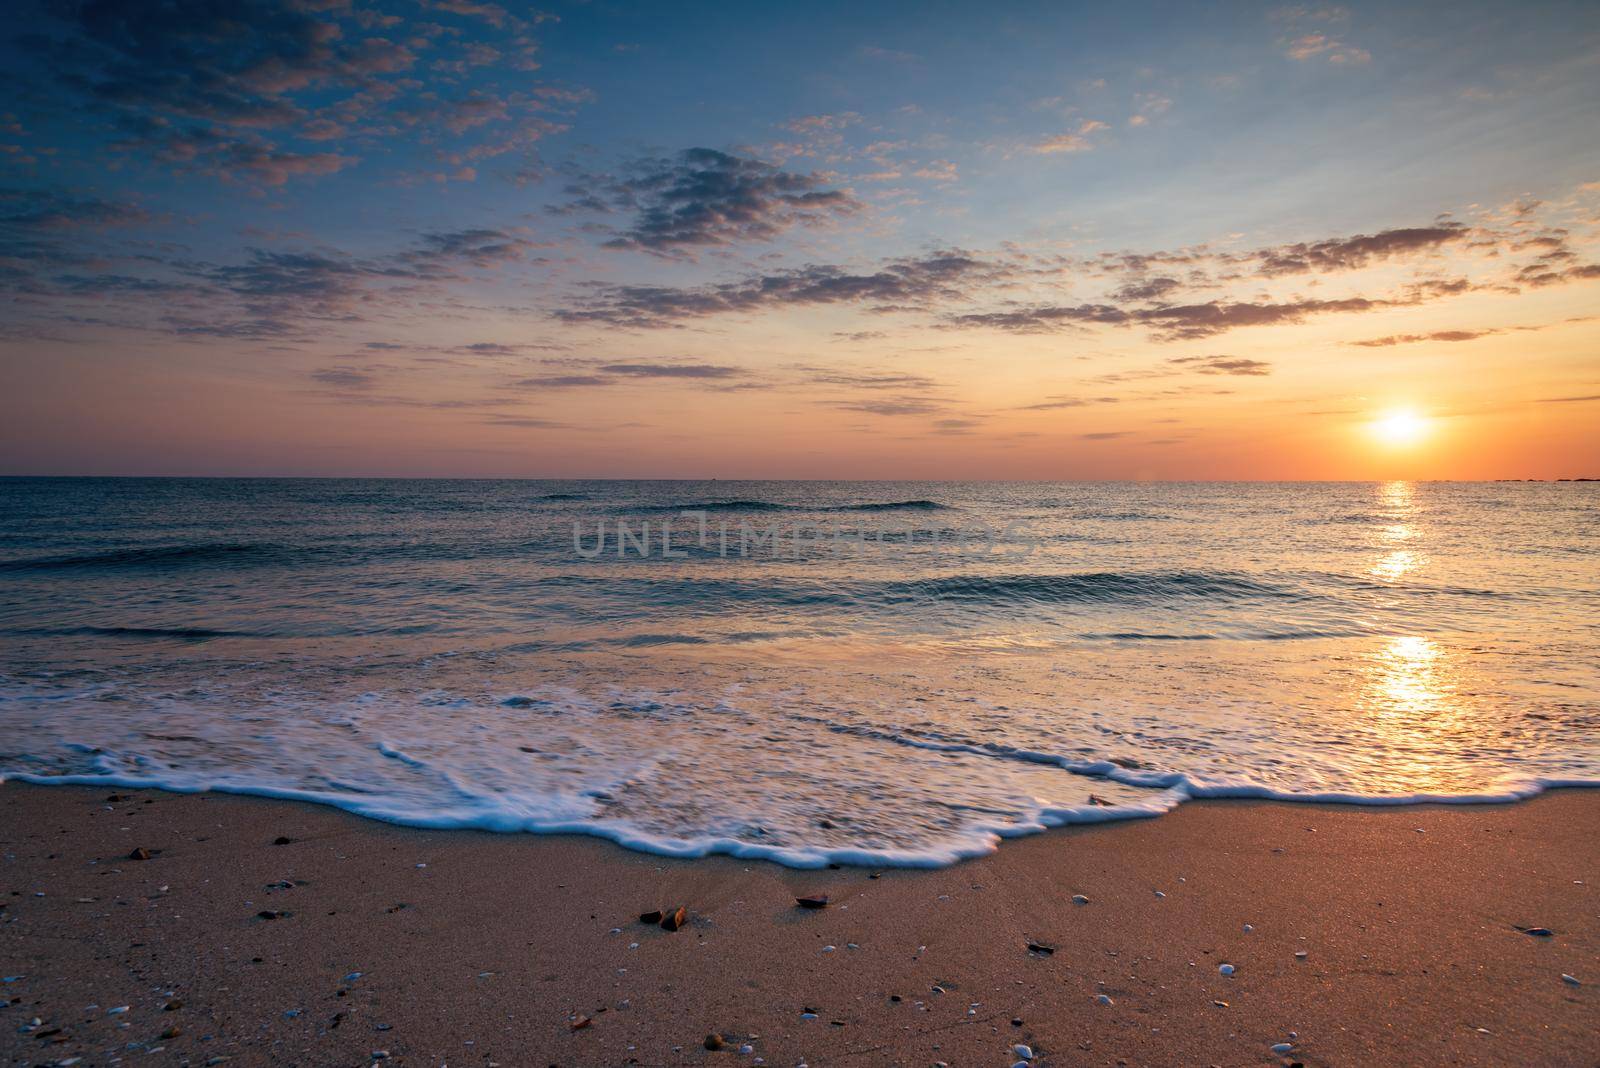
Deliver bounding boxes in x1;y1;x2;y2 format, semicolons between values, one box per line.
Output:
1371;635;1448;716
1369;481;1424;582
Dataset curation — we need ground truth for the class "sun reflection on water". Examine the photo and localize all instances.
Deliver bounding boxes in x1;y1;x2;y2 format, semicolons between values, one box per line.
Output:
1368;481;1427;582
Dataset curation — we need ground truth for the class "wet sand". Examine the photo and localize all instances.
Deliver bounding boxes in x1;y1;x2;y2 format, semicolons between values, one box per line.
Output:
1;783;1595;1067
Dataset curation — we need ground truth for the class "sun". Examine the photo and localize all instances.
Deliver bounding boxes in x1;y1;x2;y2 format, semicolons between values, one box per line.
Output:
1369;407;1430;447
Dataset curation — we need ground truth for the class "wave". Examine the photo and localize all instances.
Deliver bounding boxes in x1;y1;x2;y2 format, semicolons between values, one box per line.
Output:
2;625;262;641
829;499;950;512
0;543;264;572
632;499;951;514
537;492;590;501
890;570;1296;605
4;765;1593;871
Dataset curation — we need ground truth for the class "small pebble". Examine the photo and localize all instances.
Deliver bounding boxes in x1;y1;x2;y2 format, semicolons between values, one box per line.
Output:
1013;1043;1034;1059
1153;891;1165;898
1271;1042;1293;1054
1219;964;1235;976
1561;974;1581;986
1072;894;1090;905
1095;994;1113;1005
1294;950;1308;959
1243;924;1254;933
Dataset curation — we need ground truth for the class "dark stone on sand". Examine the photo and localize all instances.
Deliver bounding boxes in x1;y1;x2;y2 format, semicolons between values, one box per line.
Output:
818;819;836;829
273;836;293;845
796;895;829;909
639;909;663;924
661;906;688;931
1026;941;1056;955
569;1014;592;1031
128;846;152;860
704;1033;726;1050
160;1026;181;1040
1524;927;1554;936
257;910;285;920
1012;1017;1024;1026
164;1000;183;1011
106;794;124;802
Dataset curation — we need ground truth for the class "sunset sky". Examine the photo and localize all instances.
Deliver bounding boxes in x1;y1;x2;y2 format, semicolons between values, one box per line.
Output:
2;0;1597;479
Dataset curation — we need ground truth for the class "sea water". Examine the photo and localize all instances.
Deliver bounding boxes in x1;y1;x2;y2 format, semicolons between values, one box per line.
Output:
1;478;1596;866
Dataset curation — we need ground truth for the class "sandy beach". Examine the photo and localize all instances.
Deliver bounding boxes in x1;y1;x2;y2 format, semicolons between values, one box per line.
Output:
0;784;1594;1066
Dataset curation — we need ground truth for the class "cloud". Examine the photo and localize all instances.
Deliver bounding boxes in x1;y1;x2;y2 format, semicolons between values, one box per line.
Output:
1350;329;1494;347
949;296;1396;340
802;369;941;391
0;188;150;231
1081;431;1131;440
597;362;745;379
1284;34;1370;64
311;368;376;389
931;418;981;434
1028;119;1110;155
1169;355;1273;375
1015;396;1121;411
1254;225;1467;275
572;148;862;255
555;251;992;327
409;228;538;268
16;0;576;187
511;374;617;388
836;398;945;416
1518;262;1600;287
422;0;513;28
1535;394;1600;403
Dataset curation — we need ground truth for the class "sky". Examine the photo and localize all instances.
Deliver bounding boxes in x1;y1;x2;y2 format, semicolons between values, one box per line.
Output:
1;0;1597;479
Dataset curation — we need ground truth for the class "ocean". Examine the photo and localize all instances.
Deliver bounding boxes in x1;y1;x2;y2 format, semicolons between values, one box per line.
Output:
1;478;1596;867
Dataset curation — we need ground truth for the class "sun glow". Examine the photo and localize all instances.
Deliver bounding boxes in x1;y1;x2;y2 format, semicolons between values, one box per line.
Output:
1370;408;1431;447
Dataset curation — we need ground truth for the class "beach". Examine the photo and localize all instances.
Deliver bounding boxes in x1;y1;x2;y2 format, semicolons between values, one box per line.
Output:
2;784;1594;1066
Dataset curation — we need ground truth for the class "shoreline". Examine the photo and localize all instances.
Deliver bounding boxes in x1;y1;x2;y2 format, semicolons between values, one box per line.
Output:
6;772;1595;871
2;783;1595;1065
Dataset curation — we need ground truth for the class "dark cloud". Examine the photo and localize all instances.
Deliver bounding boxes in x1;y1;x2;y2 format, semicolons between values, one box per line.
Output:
1350;329;1493;347
931;417;981;434
1169;355;1272;376
597;362;744;379
555;251;993;327
160;315;297;339
1081;431;1131;440
0;188;150;231
565;148;861;255
1015;396;1121;411
1112;276;1184;302
1536;394;1600;403
510;374;617;388
408;228;537;268
836;398;945;416
801;369;941;390
311;367;376;389
14;0;575;186
1254;225;1467;275
1518;262;1600;287
950;296;1394;341
482;415;570;429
